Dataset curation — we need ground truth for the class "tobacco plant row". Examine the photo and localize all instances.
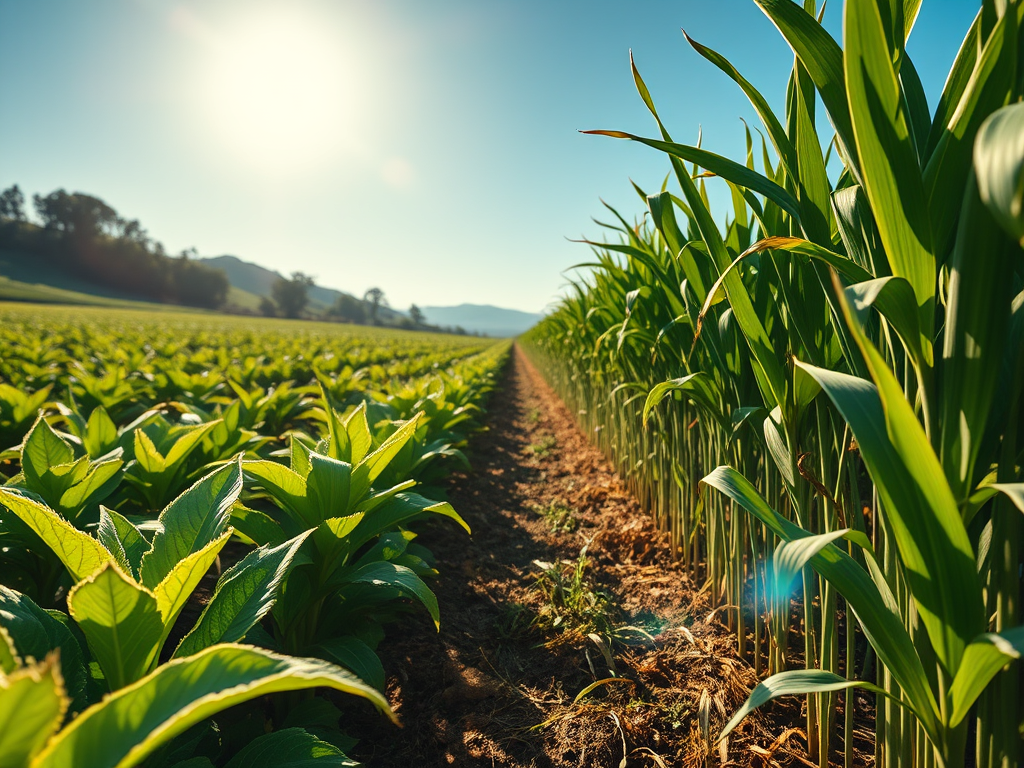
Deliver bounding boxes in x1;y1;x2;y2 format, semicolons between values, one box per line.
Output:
0;304;509;767
524;1;1024;766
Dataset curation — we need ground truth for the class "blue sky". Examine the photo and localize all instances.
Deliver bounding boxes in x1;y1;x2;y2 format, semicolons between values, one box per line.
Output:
0;0;978;313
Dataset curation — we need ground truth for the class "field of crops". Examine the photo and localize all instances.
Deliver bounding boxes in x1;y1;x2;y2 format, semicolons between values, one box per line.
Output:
525;2;1024;768
0;302;509;767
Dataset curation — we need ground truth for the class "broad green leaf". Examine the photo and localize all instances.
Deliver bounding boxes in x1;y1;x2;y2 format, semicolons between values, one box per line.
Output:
344;561;439;629
0;489;113;581
67;563;164;689
58;458;123;519
348;493;468;552
229;505;288;547
222;728;356;768
948;626;1024;727
0;586;88;712
313;636;385;693
33;644;394;768
720;669;890;741
344;404;373;465
311;513;365;565
306;454;353;522
162;422;220;468
356;413;423;490
243;461;312;528
0;655;67;767
845;0;935;328
174;531;311;658
133;430;166;473
21;416;75;493
153;531;231;642
140;460;242;588
83;407;117;458
97;507;149;581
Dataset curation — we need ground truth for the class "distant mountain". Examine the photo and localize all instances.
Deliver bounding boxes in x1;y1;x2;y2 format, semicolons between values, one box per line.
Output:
200;255;403;320
419;304;542;338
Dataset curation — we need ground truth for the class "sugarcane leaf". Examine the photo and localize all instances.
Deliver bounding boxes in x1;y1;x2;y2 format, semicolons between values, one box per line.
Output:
701;466;940;734
32;644;394;768
845;0;935;328
583;130;801;221
798;308;985;675
753;0;858;175
975;102;1024;246
627;59;787;411
772;529;873;614
925;10;980;160
939;163;1017;500
923;9;1017;256
683;31;797;177
642;373;725;430
948;626;1024;727
720;669;890;742
845;276;931;368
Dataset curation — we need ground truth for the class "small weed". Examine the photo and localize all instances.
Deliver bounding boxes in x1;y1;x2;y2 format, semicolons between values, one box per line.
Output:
531;547;616;638
527;434;557;458
526;407;541;425
495;602;535;642
664;698;691;730
531;500;577;532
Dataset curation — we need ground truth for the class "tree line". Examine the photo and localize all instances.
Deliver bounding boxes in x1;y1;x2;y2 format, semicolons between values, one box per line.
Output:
0;184;228;308
0;183;482;334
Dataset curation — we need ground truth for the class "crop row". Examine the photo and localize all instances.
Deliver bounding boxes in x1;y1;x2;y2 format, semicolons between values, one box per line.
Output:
0;306;510;767
525;2;1024;767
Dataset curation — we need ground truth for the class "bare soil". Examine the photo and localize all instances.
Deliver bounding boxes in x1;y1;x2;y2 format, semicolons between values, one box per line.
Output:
353;346;817;767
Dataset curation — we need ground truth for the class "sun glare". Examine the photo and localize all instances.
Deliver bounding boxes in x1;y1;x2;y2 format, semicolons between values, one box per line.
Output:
201;11;358;174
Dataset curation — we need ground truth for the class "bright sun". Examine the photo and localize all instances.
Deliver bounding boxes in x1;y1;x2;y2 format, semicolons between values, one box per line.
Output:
202;10;358;174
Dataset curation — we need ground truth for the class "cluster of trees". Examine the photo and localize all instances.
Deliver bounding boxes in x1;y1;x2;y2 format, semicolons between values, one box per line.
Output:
0;184;229;308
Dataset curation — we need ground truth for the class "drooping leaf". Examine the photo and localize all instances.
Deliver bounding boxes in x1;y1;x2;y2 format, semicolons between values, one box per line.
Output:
33;644;395;768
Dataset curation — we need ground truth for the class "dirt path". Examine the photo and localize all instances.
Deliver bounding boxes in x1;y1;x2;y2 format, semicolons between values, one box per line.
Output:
353;346;807;768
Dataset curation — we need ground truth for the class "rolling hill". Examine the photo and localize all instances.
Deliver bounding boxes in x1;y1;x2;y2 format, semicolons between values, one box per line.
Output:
200;255;404;320
419;304;542;337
